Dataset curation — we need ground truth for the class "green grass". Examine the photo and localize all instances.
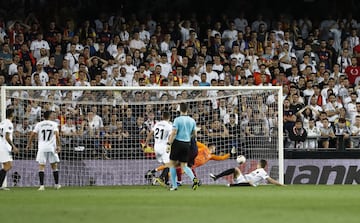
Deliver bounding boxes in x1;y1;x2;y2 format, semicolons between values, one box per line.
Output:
1;185;359;223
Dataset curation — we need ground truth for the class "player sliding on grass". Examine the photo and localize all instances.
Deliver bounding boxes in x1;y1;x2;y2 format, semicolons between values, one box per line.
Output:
210;159;285;187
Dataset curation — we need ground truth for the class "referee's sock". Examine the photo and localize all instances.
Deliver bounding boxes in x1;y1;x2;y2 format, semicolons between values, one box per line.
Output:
183;166;195;180
39;171;44;186
53;171;59;185
216;168;235;178
169;167;177;189
0;169;7;186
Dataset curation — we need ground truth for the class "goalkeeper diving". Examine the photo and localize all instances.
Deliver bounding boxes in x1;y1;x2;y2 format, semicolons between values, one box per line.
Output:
144;140;230;186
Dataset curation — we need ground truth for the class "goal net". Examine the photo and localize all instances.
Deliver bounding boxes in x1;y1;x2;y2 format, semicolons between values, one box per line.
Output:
1;86;283;187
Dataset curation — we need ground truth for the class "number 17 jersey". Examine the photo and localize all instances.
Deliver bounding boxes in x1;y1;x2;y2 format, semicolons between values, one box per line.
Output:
32;120;59;152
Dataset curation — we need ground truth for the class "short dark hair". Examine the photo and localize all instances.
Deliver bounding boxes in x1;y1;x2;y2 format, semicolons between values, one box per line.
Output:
162;111;170;120
180;103;188;113
338;118;346;123
6;109;14;119
259;159;267;168
43;110;53;120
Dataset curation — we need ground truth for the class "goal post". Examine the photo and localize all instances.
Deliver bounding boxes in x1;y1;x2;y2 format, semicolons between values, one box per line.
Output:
1;85;283;186
1;87;7;188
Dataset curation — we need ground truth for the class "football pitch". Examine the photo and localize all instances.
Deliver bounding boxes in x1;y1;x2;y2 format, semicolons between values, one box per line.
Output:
0;185;359;223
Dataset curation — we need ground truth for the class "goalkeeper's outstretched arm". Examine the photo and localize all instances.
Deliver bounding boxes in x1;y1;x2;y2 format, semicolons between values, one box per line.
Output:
210;153;230;161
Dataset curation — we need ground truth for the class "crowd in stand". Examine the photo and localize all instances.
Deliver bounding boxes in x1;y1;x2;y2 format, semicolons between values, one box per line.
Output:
2;9;360;155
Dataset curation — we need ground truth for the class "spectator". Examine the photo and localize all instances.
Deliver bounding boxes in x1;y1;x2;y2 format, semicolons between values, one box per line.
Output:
78;20;96;44
129;31;146;54
225;113;241;151
60;117;80;148
30;33;50;61
324;93;343;124
351;115;360;148
205;119;229;148
0;43;12;70
245;109;268;147
14;117;33;148
304;118;321;149
283;98;297;133
95;42;111;61
319;118;336;148
288;119;307;149
345;57;360;86
334;118;351;150
8;54;20;77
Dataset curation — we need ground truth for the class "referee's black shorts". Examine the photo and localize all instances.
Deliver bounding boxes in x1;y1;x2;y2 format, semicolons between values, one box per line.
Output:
170;139;191;163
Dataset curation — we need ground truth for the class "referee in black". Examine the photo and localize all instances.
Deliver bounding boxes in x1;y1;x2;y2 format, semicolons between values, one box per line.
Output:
167;103;199;191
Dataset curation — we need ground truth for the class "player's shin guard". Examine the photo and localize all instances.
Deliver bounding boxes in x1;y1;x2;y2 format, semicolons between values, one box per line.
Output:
216;168;235;178
53;171;59;184
0;169;7;186
39;171;44;186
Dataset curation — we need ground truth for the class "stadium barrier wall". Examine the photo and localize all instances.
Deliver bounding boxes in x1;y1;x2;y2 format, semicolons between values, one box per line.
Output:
8;159;277;186
284;159;360;184
6;159;359;186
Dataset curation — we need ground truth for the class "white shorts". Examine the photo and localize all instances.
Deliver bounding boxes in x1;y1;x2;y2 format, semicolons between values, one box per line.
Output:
154;144;170;164
36;151;60;165
234;173;248;184
0;148;13;163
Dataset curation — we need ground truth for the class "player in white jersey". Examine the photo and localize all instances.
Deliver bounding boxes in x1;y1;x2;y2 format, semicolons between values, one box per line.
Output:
26;111;61;190
143;111;172;186
210;159;284;187
0;109;19;190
